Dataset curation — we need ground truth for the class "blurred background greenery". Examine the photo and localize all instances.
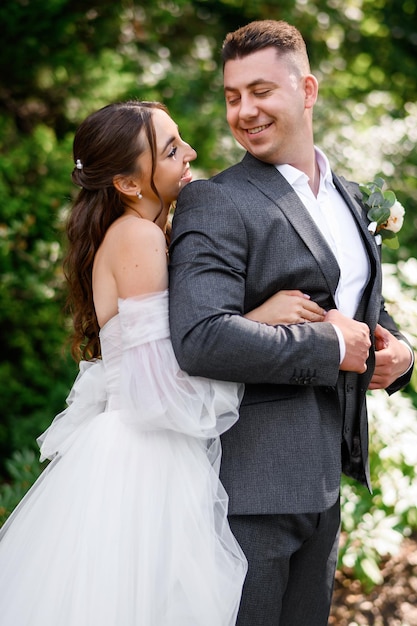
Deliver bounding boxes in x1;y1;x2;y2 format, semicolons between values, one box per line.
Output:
1;0;416;592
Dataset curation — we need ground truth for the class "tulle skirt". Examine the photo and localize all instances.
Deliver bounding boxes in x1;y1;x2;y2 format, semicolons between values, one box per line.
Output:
0;407;246;625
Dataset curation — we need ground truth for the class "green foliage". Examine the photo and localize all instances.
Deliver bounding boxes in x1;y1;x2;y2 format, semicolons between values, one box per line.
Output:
0;449;45;527
338;260;417;590
339;387;417;591
0;115;78;473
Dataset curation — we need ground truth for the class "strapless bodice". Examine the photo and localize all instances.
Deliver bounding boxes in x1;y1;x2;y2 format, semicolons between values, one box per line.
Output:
99;291;170;409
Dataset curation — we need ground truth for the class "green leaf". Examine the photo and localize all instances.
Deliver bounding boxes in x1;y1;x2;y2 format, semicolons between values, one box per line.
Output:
367;206;390;224
380;229;396;240
359;183;371;199
382;190;396;208
381;234;399;249
373;176;386;189
367;190;385;208
360;182;380;199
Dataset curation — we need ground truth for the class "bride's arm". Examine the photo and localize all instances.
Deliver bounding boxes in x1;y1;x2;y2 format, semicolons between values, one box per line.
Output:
244;290;326;325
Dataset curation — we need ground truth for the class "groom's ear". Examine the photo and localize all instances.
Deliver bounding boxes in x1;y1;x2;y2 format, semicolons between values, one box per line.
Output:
113;174;141;197
303;74;318;109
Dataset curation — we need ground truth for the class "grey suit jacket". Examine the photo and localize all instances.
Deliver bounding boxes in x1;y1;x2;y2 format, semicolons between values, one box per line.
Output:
169;152;412;515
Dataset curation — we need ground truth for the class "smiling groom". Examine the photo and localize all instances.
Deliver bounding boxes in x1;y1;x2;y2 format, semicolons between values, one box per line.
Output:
168;20;413;626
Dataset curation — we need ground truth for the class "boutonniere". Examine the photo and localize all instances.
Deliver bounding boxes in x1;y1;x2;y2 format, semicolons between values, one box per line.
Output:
359;176;405;249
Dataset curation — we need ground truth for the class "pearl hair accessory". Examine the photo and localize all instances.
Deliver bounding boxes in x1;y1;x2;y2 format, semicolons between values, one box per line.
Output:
75;159;83;170
136;191;143;200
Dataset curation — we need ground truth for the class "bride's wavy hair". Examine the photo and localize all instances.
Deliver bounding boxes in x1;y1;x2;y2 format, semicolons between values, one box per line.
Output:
64;100;168;361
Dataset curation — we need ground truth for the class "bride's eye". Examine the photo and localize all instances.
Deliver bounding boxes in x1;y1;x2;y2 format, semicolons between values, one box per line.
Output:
168;146;178;158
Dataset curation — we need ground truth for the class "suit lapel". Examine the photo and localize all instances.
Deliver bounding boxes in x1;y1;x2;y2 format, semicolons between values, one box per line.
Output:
333;174;382;328
241;153;341;300
332;173;380;268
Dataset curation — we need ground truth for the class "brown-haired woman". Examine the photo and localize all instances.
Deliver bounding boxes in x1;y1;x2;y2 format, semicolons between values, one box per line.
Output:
0;100;325;626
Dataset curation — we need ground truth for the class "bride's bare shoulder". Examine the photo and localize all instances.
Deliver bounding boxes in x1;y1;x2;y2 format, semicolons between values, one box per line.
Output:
107;214;165;242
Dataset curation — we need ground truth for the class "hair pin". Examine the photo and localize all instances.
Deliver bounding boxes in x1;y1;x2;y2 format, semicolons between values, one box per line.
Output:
75;159;83;170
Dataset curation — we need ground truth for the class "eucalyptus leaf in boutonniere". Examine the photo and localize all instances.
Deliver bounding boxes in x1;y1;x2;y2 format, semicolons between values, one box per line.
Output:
359;176;405;249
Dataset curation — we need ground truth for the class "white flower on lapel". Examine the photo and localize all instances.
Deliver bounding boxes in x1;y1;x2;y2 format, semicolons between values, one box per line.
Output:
386;200;405;234
359;177;405;250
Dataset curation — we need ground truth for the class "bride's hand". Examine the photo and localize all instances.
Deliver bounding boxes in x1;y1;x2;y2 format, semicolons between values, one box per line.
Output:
244;290;326;326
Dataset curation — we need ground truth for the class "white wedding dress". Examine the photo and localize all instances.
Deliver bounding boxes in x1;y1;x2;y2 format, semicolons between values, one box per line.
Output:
0;290;246;626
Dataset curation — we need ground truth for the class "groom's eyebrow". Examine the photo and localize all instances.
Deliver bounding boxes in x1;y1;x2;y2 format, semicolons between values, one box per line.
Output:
224;79;275;92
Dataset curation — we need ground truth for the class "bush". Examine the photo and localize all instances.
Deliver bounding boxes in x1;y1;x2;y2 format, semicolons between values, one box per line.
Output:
0;449;45;527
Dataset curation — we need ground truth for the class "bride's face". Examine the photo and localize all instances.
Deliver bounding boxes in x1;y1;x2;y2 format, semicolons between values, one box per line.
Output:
138;108;197;212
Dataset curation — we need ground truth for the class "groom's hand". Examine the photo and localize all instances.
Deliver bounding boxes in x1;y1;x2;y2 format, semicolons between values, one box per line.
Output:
368;324;413;389
325;309;371;374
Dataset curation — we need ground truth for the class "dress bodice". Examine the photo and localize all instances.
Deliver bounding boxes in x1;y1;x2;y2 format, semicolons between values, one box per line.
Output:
99;291;171;410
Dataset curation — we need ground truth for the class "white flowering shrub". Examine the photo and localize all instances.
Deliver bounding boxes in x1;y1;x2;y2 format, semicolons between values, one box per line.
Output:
339;260;417;588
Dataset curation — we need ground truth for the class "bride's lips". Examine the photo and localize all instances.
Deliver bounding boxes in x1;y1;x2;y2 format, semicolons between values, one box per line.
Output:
181;167;193;184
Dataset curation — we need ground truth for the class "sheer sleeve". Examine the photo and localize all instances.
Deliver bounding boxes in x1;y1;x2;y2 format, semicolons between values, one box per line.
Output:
37;359;107;461
118;292;244;438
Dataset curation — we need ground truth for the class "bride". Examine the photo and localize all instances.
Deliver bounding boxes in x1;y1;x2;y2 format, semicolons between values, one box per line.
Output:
0;101;325;625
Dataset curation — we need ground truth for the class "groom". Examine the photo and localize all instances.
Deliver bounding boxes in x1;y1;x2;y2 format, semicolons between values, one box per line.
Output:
169;19;413;626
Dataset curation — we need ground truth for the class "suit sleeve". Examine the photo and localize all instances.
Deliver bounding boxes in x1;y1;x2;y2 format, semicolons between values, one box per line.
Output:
377;296;414;394
169;179;341;387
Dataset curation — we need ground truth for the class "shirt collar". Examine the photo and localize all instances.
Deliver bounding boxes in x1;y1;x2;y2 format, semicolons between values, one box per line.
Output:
315;147;335;189
275;147;335;189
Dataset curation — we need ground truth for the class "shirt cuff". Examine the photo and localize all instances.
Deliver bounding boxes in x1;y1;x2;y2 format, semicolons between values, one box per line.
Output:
398;340;414;377
331;323;346;364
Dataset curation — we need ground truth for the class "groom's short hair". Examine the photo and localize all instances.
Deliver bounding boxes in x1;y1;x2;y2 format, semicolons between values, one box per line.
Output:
222;20;311;75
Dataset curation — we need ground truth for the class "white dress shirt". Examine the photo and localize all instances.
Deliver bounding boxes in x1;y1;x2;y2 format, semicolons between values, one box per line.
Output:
276;147;370;318
276;148;370;362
